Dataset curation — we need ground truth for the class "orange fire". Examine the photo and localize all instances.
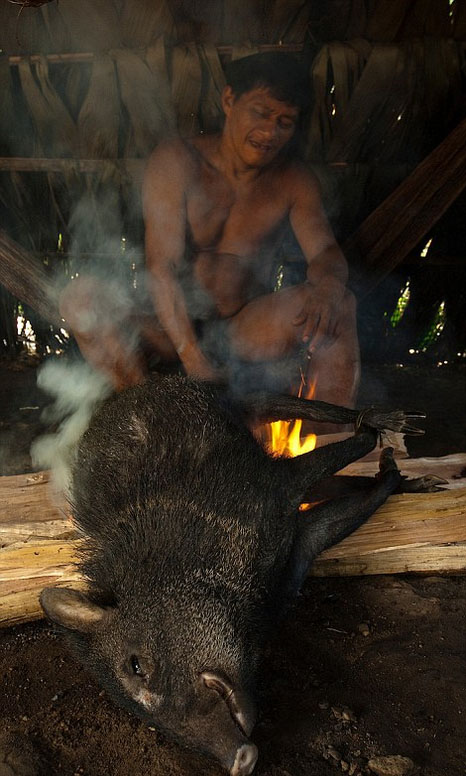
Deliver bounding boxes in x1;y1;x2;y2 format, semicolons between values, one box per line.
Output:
262;374;317;459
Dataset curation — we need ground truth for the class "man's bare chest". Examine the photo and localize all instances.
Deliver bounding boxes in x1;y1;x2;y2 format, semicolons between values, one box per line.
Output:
186;172;289;252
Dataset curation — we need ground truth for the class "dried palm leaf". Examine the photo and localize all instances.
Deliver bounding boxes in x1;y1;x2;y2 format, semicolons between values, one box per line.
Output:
18;56;79;156
308;40;373;162
266;0;312;44
63;62;92;121
53;0;121;51
0;170;33;235
326;44;407;163
452;0;466;37
0;58;16;155
40;0;73;56
0;1;49;55
170;43;202;137
171;0;224;44
365;0;408;41
345;0;368;39
422;38;462;125
401;0;451;39
114;48;172;157
77;55;120;158
120;0;175;47
198;43;226;133
145;37;176;132
327;41;368;139
0;284;17;354
222;0;265;45
18;56;80;243
307;44;333;162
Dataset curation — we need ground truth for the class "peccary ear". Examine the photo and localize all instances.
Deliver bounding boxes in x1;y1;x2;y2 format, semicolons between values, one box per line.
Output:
201;671;256;737
40;587;108;633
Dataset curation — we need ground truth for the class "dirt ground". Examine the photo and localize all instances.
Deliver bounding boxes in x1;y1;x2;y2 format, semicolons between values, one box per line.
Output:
1;357;466;776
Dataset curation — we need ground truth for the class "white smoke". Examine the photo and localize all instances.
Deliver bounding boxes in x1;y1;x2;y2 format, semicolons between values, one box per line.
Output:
31;360;112;496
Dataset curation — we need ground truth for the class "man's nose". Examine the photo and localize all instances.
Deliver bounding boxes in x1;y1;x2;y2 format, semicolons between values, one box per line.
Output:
257;118;279;139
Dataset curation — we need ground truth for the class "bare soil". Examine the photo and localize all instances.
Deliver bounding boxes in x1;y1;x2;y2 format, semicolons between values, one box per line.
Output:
1;358;466;776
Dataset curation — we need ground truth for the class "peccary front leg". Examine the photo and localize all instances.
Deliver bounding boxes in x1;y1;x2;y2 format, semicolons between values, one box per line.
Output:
281;423;382;508
284;448;401;598
306;472;448;501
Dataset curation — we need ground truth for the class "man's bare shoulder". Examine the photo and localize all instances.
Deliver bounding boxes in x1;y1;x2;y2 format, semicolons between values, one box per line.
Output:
145;137;202;185
282;160;323;201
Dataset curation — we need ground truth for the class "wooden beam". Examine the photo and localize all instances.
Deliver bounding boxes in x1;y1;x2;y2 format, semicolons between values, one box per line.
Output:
1;461;466;628
0;230;62;326
346;117;466;296
5;44;304;68
0;156;146;180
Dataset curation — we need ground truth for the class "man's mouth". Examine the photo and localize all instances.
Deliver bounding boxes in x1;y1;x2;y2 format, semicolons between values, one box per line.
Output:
249;139;274;153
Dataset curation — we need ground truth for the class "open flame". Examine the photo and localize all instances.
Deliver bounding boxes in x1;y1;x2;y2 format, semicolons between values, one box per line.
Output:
263;374;317;458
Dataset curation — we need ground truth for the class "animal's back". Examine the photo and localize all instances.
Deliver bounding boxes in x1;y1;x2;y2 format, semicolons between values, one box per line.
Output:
71;375;279;541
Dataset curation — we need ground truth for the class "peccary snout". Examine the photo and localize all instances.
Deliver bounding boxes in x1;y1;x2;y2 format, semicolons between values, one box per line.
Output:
40;585;259;773
231;744;259;776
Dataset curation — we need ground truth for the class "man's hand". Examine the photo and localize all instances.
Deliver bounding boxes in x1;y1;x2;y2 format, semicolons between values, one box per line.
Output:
180;343;226;383
292;279;346;353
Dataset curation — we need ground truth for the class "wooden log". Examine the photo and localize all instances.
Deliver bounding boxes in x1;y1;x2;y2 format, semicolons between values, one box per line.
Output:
1;459;466;628
0;230;61;327
346;117;466;296
0;540;84;629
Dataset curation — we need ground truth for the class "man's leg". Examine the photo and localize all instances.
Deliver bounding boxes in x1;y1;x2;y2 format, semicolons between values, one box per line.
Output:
226;284;360;427
303;289;360;432
59;276;178;390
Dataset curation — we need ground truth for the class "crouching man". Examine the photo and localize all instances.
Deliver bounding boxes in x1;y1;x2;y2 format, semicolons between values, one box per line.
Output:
60;52;360;412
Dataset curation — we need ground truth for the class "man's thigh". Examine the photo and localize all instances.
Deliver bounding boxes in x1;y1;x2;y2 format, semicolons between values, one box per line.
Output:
226;284;309;361
60;274;178;363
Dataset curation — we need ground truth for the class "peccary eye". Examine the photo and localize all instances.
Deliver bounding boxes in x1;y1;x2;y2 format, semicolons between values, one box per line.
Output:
130;655;144;677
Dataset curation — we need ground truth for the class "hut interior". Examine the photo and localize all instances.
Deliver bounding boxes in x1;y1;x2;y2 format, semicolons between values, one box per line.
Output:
0;2;466;775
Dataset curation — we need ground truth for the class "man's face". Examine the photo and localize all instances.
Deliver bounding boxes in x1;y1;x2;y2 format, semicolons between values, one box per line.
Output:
222;86;299;168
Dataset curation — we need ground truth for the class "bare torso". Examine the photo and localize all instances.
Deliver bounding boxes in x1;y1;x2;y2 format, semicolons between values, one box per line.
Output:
182;135;292;318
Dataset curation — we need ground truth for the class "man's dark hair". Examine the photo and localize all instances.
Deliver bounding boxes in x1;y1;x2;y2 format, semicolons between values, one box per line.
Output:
224;52;311;113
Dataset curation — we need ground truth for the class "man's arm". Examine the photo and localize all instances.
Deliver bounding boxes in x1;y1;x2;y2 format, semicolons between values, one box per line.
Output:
288;165;349;352
142;141;219;380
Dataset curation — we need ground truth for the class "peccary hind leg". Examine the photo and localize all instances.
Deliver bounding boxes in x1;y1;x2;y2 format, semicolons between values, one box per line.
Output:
285;448;401;598
241;392;425;436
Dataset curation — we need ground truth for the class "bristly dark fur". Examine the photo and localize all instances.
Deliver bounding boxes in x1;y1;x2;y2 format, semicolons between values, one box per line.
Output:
41;374;417;774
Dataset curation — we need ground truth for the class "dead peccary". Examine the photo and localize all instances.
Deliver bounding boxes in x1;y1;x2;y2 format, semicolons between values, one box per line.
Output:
40;375;425;776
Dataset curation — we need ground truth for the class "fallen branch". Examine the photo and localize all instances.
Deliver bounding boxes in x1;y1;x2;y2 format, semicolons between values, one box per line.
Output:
0;230;61;327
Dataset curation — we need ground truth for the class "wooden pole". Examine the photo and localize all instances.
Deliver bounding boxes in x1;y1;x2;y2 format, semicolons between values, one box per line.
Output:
346;117;466;296
5;44;304;68
0;156;145;179
0;230;62;327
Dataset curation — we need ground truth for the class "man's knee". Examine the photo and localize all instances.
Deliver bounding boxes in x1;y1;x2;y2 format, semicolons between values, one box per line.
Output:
59;275;133;338
59;276;102;333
